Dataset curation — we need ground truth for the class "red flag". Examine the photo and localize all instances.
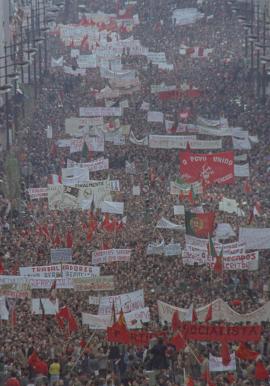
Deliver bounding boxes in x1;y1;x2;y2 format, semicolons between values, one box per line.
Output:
236;343;259;361
117;308;126;327
186;376;195;386
28;351;39;367
80;34;89;51
188;189;194;204
205;304;212;322
243;179;251;193
33;358;48;375
255;361;268;380
170;333;186;351
192;307;198;322
220;342;231;366
171;310;181;331
66;230;73;248
53;233;61;246
185;211;215;238
179;151;234;186
0;260;4;274
202;370;215;386
214;250;223;274
56;306;78;335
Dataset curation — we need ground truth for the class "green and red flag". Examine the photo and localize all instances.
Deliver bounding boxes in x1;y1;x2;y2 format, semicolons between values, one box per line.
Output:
185;211;215;238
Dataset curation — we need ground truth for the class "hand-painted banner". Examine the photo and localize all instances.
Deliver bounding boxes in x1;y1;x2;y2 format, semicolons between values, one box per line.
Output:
101;201;124;214
179;151;234;185
209;353;236;372
67;158;109;172
65;117;103;137
239;228;270;250
107;326;167;346
98;289;144;314
19;264;62;278
147;111;164;123
83;307;150;330
48;180;111;210
73;276;114;291
182;251;259;271
185;242;246;257
32;298;59;315
62;264;100;278
150;136;222;149
92;249;131;265
50;248;72;263
158;298;270;324
62;167;89;184
79;107;122;117
156;217;185;230
27;188;48;200
234;163;250;177
77;54;97;69
0;283;31;299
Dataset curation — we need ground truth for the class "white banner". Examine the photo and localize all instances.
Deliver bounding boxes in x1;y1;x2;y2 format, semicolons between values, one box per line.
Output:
100;67;136;80
19;264;62;278
158;298;270;323
234;163;250;177
182;251;259;271
67;158;109;172
129;130;148;146
65;117;103;137
27;188;48;200
77;54;97;69
92;249;131;265
239;228;270;250
48;180;111;210
147;52;166;64
101;201;124;214
89;296;100;305
132;186;140;196
51;56;64;67
172;8;204;25
147;111;164;123
156;217;185;231
232;137;251;150
173;205;185;215
82;307;150;330
98;289;144;314
149;135;222;149
51;248;72;263
62;264;100;278
32;298;59;315
63;66;86;76
151;84;176;94
79;107;122;117
164;243;182;256
215;223;236;239
218;197;244;216
62;167;89;183
0;276;73;289
209;353;236;372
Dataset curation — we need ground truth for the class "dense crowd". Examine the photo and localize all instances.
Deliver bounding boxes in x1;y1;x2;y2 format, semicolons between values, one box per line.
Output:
1;0;270;385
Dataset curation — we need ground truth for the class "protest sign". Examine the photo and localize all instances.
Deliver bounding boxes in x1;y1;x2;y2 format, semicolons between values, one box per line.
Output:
98;289;144;314
32;298;59;315
149;136;222;149
92;249;131;265
101;201;124;214
50;249;72;263
0;283;31;299
62;264;100;278
67;158;109;172
209;353;236;372
73;276;114;291
27;188;48;200
19;264;62;278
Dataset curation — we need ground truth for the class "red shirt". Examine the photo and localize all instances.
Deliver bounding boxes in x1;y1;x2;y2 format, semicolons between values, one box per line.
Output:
5;378;20;386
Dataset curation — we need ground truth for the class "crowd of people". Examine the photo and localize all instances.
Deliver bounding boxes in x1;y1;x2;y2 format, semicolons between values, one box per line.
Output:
1;0;270;385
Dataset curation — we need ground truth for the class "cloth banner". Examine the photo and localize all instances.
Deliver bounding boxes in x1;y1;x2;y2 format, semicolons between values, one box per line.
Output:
209;353;236;372
147;111;164;123
0;283;31;299
235;154;247;161
215;223;236;239
233;137;251;150
164;243;181;256
0;297;9;320
62;167;89;184
48;180;111;210
239;228;270;250
63;66;86;76
89;296;100;305
107;326;167;346
77;54;97;69
170;181;203;195
219;197;244;215
79;107;122;117
158;298;270;324
234;163;250;177
100;67;136;80
98;289;144;314
20;264;62;278
0;276;73;289
67;158;109;172
92;249;131;265
27;188;48;200
32;298;59;315
156;217;185;231
65;117;103;137
179;151;234;185
185;241;246;257
129;130;148;146
151;84;177;94
73;276;114;291
50;248;72;263
146;240;165;255
150;136;222;149
62;264;100;278
101;201;124;214
182;251;259;271
172;8;204;25
69;136;104;154
132;186;140;195
82;307;150;330
51;56;64;67
174;205;185;215
197;116;228;128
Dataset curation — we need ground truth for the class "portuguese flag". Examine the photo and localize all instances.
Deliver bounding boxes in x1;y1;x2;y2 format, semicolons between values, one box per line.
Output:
185;211;215;238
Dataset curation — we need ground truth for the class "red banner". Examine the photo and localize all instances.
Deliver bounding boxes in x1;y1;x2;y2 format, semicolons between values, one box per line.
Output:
107;325;167;346
179;151;234;186
179;322;261;343
159;89;202;101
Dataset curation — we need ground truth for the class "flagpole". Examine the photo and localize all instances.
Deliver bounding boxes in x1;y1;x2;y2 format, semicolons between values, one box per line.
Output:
70;330;97;372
